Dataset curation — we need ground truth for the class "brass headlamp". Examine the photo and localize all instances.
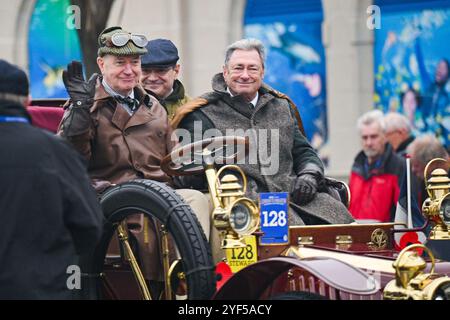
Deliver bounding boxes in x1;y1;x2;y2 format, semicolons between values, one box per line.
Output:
207;165;259;249
421;159;450;240
383;244;450;300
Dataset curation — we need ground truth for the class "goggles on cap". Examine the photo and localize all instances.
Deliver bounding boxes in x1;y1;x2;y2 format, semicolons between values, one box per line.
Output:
109;32;148;48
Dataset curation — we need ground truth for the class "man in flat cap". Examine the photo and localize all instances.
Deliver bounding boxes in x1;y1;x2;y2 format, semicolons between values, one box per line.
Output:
0;59;103;299
140;39;190;121
57;26;210;293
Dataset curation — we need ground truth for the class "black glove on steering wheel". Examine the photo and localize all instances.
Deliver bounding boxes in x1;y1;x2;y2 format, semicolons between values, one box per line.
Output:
62;61;97;109
291;173;318;205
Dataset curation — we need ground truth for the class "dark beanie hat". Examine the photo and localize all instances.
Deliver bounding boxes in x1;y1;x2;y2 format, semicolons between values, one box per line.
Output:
0;59;29;99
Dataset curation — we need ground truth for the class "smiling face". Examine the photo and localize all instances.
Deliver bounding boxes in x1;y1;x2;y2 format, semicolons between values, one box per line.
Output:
97;54;141;96
223;49;264;102
140;64;179;99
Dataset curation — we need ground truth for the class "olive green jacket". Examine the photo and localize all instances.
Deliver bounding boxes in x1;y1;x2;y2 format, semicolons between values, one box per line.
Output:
156;79;191;120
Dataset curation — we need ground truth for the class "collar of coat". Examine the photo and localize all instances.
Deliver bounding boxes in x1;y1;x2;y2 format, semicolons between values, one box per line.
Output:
170;73;305;135
145;79;187;106
396;135;415;154
91;77;152;113
63;77;158;131
0;100;32;122
353;143;397;178
163;79;186;104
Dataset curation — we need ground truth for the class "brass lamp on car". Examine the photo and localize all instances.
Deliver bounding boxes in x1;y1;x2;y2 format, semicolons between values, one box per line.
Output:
383;244;450;300
422;166;450;240
208;165;259;249
393;245;427;289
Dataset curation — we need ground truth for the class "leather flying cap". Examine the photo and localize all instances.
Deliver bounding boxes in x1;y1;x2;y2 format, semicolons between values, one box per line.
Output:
0;59;29;104
141;39;179;68
98;26;148;57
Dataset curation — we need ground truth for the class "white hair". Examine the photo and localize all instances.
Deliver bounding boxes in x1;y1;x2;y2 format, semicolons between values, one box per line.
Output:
224;38;266;68
384;112;411;133
407;135;448;165
356;109;386;133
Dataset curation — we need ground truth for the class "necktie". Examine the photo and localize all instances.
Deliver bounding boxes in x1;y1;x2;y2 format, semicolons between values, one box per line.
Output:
115;96;139;113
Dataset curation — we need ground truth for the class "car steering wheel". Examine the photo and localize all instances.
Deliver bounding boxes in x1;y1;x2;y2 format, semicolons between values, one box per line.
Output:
161;136;249;176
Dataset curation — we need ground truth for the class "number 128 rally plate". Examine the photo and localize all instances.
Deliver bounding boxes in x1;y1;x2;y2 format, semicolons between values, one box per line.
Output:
259;192;289;245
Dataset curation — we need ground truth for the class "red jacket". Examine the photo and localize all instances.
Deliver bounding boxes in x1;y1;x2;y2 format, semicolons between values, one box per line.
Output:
349;144;405;222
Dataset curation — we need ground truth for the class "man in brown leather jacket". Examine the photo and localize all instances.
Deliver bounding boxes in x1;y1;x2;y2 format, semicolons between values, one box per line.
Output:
57;26;210;290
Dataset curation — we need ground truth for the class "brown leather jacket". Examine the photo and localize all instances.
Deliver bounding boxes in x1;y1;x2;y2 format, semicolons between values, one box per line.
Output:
58;81;176;186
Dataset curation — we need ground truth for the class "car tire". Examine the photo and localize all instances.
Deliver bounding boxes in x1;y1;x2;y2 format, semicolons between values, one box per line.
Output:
90;179;216;300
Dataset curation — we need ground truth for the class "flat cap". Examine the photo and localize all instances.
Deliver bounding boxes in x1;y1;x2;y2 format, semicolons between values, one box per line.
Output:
141;39;179;68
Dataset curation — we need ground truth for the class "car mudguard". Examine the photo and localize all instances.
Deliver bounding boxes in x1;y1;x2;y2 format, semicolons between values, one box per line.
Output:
212;256;380;299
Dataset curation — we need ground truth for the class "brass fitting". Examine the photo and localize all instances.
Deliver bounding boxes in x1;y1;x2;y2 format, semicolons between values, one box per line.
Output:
422;167;450;240
384;244;450;300
209;165;259;249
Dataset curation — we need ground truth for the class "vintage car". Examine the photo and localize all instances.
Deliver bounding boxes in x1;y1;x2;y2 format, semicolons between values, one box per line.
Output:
28;101;450;300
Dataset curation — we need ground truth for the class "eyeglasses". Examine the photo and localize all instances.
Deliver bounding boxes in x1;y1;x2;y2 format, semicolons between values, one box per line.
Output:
229;66;262;75
110;32;148;48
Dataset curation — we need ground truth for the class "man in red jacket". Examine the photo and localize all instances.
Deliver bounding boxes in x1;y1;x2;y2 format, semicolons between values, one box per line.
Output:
349;110;405;222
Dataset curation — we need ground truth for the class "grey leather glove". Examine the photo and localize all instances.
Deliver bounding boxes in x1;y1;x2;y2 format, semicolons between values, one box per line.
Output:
291;173;318;205
62;61;97;109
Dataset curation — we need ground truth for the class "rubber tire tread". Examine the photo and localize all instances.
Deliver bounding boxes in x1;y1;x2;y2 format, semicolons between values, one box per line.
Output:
92;179;216;300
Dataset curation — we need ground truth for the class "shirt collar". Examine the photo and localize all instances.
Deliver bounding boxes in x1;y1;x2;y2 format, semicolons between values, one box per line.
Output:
102;79;135;115
162;88;174;100
102;79;134;100
226;87;259;107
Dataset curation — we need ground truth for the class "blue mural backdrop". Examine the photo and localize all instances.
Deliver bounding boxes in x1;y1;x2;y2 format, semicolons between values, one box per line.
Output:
244;0;328;164
29;0;82;98
374;3;450;147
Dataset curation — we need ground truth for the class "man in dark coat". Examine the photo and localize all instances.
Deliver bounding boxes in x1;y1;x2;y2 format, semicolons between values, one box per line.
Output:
172;39;353;262
173;39;324;206
0;59;103;299
384;112;415;157
408;135;449;212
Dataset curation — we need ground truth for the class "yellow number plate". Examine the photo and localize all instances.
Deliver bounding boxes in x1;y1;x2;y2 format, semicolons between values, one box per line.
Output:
225;235;258;273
